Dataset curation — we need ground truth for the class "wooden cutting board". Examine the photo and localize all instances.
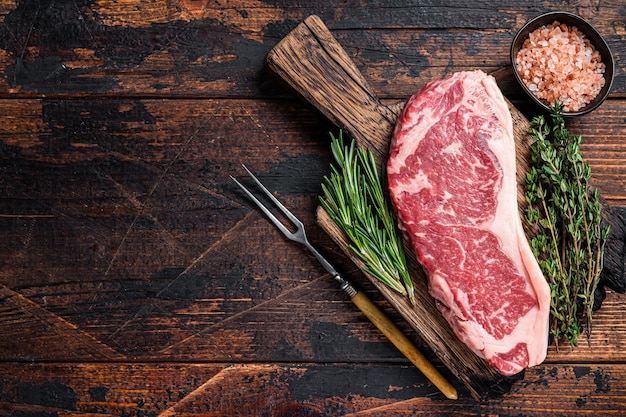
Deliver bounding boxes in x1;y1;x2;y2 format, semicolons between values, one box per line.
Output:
266;14;536;400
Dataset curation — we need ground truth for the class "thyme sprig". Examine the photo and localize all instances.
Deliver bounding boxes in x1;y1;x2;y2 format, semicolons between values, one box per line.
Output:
320;131;415;305
525;103;609;346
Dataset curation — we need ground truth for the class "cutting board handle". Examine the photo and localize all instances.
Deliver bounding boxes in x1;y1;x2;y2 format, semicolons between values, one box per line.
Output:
266;15;401;166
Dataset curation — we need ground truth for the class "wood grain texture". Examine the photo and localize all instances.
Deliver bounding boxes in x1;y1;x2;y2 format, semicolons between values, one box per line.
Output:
267;15;398;166
0;0;625;415
0;362;624;416
0;1;623;100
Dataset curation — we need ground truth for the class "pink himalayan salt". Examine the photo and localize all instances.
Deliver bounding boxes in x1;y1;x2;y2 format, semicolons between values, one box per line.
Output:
515;21;605;112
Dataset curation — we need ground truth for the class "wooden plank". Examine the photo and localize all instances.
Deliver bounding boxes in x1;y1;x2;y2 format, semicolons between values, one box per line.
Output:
0;362;624;415
0;98;623;202
0;362;224;416
547;291;626;362
0;2;623;98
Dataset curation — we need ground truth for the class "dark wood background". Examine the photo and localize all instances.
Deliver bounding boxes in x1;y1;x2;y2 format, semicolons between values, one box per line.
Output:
0;1;625;415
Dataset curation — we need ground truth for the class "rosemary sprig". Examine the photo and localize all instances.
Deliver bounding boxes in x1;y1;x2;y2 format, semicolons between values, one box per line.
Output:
320;131;415;305
525;103;609;346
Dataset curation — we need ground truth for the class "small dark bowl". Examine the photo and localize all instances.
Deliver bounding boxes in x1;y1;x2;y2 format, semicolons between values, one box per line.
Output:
511;11;614;116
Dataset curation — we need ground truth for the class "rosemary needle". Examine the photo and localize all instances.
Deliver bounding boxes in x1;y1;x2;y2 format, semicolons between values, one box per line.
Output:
320;131;415;305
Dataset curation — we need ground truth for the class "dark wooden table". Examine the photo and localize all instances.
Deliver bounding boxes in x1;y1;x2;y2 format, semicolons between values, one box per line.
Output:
1;1;625;416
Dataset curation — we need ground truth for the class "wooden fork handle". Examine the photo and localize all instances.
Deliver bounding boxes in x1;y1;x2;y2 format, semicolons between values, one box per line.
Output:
349;290;458;400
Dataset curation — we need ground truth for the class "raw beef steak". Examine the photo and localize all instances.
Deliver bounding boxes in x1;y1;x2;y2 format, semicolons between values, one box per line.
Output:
387;70;550;376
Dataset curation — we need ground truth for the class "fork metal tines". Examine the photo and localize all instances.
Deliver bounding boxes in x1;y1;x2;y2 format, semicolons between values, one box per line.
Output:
230;164;344;285
230;164;306;244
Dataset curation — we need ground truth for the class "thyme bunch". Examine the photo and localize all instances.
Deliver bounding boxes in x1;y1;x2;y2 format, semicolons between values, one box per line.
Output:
525;103;609;346
320;131;415;305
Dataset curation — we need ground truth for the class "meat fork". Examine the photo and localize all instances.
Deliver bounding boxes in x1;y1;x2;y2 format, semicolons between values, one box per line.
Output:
231;165;458;400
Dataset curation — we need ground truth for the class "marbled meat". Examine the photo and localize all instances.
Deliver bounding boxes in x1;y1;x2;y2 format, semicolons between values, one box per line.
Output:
387;70;550;376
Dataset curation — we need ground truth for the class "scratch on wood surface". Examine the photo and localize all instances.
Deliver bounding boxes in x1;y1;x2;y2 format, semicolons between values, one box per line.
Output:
243;103;271;138
157;364;234;417
104;187;186;259
102;128;201;279
344;395;440;416
0;284;125;360
14;4;39;87
376;34;424;80
155;209;257;298
106;208;259;341
71;0;96;46
159;272;326;354
158;364;302;417
96;168;144;210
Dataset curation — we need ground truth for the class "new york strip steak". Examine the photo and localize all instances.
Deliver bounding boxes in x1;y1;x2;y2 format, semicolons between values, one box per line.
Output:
387;70;551;376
